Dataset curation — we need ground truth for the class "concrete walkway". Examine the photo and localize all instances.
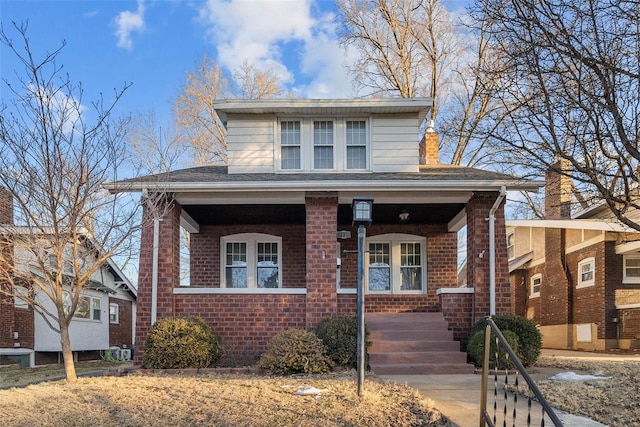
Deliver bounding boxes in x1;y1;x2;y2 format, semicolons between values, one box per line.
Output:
379;349;640;427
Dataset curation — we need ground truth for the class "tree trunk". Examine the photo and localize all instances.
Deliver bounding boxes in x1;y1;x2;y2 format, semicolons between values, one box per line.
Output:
59;323;78;383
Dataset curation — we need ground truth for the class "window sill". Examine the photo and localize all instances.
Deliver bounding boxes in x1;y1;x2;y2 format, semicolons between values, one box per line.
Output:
576;282;595;289
173;287;307;295
530;293;540;299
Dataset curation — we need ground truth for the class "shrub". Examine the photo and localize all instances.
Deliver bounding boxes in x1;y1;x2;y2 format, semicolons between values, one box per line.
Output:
258;328;334;375
467;329;520;369
144;317;222;369
468;314;542;367
315;315;361;368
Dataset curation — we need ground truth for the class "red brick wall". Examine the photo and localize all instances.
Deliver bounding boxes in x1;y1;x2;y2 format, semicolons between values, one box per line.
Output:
541;227;571;326
466;192;511;322
439;292;474;345
109;297;133;348
0;187;12;224
174;293;306;365
305;193;338;328
134;196;181;363
620;308;640;340
190;223;306;288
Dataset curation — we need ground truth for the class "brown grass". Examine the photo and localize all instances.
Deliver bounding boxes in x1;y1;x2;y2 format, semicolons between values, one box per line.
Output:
0;370;450;426
534;356;640;426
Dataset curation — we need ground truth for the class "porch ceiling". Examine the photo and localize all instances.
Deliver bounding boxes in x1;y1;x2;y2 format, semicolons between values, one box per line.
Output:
182;203;466;225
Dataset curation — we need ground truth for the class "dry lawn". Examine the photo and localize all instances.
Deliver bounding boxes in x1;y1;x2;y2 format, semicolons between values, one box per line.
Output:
0;370;450;426
534;356;640;426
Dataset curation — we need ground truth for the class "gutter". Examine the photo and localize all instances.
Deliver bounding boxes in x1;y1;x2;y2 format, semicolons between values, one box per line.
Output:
488;186;506;315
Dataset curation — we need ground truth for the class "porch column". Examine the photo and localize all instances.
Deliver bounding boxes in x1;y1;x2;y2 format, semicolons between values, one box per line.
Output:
135;194;181;362
466;192;511;322
305;192;338;328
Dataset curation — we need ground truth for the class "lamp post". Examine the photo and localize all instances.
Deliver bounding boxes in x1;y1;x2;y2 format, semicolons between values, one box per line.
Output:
352;196;373;397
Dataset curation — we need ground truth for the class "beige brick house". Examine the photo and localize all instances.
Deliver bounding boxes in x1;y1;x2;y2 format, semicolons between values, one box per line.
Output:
107;98;541;371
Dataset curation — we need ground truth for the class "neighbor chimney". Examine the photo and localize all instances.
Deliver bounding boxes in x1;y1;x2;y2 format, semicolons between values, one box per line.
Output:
0;187;13;225
545;159;572;219
419;127;439;165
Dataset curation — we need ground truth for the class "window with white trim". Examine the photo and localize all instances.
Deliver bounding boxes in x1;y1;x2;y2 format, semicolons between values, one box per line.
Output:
313;120;334;169
66;292;102;321
109;303;119;324
346;120;367;169
277;117;369;172
507;231;515;260
221;234;282;289
623;255;640;284
366;234;426;293
280;121;301;170
530;273;541;298
577;257;595;288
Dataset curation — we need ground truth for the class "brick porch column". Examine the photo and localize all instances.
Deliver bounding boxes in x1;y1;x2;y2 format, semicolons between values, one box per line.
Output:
134;194;181;363
466;192;511;323
305;193;338;328
0;188;15;348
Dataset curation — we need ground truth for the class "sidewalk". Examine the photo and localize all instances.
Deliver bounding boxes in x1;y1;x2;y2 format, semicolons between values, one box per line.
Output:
379;349;631;427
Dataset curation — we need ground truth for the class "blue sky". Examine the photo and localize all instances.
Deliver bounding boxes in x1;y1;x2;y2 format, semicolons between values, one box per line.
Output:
1;0;470;125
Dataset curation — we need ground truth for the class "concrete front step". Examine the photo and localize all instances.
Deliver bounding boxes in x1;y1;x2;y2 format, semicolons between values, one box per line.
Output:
369;351;468;365
369;339;460;353
367;311;473;375
372;363;475;375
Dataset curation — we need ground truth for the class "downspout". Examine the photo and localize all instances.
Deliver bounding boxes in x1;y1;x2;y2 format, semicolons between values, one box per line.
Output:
151;217;159;325
488;186;506;315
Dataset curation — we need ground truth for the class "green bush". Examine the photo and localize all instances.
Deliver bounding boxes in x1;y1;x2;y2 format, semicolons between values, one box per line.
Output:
468;314;542;367
143;317;222;369
467;329;520;369
258;328;334;375
315;315;362;368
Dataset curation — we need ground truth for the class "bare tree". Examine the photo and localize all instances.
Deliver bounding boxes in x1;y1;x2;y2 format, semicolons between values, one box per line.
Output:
0;22;152;383
233;61;284;99
173;55;230;166
338;0;501;166
479;0;640;229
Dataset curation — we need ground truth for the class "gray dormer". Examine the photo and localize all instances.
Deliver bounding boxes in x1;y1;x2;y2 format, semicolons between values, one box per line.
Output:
214;98;433;174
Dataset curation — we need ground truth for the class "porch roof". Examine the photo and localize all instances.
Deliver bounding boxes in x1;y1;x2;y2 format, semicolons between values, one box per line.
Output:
105;165;542;194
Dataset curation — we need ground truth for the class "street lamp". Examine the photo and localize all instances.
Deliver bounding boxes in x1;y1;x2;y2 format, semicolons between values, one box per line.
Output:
352;196;373;397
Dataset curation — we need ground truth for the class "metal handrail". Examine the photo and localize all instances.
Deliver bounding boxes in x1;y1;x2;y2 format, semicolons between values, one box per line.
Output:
479;316;563;427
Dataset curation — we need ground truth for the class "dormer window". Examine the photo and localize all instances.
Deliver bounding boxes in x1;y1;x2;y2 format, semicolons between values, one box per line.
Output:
277;118;369;172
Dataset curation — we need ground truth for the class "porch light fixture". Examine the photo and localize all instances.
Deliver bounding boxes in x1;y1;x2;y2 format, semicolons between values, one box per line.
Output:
398;210;409;222
352;195;373;397
352;196;374;226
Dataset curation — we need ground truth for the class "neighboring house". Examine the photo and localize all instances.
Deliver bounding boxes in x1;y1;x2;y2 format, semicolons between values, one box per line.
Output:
0;189;137;367
106;98;540;367
507;164;640;350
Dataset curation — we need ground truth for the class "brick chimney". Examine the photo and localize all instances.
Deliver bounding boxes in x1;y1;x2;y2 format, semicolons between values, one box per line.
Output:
0;187;13;225
545;159;572;219
419;128;439;165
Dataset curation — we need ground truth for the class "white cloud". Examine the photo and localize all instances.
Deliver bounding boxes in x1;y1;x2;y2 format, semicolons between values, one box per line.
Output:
198;0;356;97
115;0;146;50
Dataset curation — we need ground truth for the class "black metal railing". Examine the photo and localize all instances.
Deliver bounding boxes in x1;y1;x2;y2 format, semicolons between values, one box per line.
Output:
479;316;563;427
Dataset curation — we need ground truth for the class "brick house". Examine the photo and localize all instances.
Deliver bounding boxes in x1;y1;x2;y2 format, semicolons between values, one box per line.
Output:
0;189;137;367
507;165;640;350
107;98;540;370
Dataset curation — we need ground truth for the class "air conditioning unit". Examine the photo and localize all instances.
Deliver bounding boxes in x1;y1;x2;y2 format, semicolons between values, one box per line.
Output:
120;348;132;361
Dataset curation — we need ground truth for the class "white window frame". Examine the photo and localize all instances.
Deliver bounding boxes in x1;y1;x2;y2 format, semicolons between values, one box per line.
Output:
220;233;282;289
109;302;119;324
623;254;640;284
507;231;515;260
365;234;427;294
69;293;102;321
577;257;595;288
276;117;370;172
530;273;541;298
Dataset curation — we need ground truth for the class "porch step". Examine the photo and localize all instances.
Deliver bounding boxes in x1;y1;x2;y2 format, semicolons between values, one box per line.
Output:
367;312;474;375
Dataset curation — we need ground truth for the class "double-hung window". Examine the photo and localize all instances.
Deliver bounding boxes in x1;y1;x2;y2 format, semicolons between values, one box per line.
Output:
68;293;102;321
577;257;595;288
367;234;426;293
221;234;282;289
346;120;367;169
313;121;334;169
623;255;640;284
506;231;515;260
530;274;541;298
109;303;119;324
280;121;301;170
